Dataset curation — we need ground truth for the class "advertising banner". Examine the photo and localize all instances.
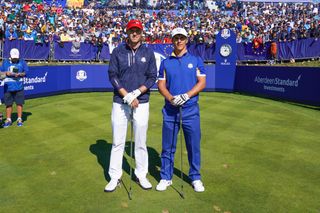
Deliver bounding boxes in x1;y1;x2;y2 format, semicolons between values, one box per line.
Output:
235;66;320;106
70;65;112;90
2;65;319;107
3;40;50;60
3;39;320;62
149;43;215;62
238;0;312;2
0;80;3;103
24;66;70;98
54;42;95;61
215;29;237;91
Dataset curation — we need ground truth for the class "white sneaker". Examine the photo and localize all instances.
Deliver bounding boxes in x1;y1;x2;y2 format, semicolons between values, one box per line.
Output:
137;177;152;190
192;180;205;192
156;179;172;191
104;179;120;192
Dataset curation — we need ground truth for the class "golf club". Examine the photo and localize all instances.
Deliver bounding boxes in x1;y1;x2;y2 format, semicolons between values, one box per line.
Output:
129;107;134;200
179;107;185;199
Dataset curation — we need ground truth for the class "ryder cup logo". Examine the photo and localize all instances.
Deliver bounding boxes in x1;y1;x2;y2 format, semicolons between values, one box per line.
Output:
221;29;230;39
76;70;87;81
71;41;81;54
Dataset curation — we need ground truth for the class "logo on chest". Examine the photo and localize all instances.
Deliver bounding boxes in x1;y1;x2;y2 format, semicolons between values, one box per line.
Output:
188;63;194;69
141;57;146;63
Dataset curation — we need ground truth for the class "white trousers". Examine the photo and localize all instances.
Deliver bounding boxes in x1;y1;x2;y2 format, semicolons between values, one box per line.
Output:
109;102;150;180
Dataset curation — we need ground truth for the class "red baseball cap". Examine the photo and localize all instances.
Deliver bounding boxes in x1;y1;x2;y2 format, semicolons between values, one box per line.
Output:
126;19;143;31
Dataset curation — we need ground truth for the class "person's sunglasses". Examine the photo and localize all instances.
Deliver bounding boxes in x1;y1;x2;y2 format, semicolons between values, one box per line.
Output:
128;28;142;34
173;35;187;41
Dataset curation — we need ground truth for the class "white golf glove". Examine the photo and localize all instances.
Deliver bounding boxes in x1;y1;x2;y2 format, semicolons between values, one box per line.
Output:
123;92;135;105
172;93;190;106
123;89;142;105
132;89;141;99
0;72;6;80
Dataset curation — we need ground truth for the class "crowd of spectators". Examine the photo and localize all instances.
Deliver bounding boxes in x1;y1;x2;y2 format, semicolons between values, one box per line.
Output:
100;0;207;10
0;0;319;53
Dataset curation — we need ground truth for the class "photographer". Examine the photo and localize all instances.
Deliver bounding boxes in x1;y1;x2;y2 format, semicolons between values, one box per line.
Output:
1;48;28;128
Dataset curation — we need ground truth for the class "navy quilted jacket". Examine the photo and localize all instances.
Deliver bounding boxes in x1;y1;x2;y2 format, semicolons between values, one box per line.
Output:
108;43;157;104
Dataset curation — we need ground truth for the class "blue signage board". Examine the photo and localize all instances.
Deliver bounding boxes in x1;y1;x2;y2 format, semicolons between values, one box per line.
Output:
235;66;320;106
24;66;70;97
203;64;215;91
215;29;237;91
0;65;214;101
70;65;111;90
2;64;319;107
0;80;3;104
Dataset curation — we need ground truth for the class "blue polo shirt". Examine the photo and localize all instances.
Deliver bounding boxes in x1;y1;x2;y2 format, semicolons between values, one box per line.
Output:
1;59;28;92
158;52;206;107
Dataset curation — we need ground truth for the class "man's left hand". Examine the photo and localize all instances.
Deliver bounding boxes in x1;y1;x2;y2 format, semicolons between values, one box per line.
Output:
173;93;190;106
132;89;141;99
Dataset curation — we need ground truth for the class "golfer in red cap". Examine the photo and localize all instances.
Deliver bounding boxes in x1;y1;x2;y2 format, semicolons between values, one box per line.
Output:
105;19;157;193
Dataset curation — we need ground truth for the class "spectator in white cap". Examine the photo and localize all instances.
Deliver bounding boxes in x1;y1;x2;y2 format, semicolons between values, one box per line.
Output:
0;48;28;128
156;27;207;192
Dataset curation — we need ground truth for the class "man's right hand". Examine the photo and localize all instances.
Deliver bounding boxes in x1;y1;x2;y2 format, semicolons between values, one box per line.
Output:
172;93;190;106
123;92;136;105
123;89;142;105
0;72;6;80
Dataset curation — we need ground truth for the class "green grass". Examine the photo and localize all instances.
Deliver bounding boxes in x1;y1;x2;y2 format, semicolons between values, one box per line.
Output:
0;92;319;213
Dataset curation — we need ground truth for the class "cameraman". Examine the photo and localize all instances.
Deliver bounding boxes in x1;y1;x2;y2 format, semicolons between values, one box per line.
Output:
1;48;28;128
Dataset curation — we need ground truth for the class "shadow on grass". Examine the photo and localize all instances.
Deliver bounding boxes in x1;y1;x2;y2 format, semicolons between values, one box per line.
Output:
90;139;190;186
0;111;32;128
89;140;133;182
123;142;162;182
89;139;112;181
147;145;161;182
13;111;32;122
124;141;190;184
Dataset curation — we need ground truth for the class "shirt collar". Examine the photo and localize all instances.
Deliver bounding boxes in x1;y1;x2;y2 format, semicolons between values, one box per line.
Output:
171;50;188;58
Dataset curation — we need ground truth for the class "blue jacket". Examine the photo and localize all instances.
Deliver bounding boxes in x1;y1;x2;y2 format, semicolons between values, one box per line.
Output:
1;59;28;92
108;43;157;104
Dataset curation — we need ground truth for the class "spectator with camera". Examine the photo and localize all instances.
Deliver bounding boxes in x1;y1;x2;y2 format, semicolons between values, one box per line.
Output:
1;48;28;128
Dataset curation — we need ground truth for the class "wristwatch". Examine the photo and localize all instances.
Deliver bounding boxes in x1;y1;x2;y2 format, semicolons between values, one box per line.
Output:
220;44;232;57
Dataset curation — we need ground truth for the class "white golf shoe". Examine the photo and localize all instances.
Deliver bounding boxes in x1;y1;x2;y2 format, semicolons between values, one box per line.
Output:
137;177;152;190
156;180;172;191
104;179;120;192
192;180;205;192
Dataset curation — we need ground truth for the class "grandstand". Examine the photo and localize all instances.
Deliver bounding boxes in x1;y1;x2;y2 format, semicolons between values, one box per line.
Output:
0;0;319;63
1;2;320;212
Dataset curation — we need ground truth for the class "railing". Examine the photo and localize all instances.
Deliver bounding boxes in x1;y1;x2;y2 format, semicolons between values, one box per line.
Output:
1;38;319;63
